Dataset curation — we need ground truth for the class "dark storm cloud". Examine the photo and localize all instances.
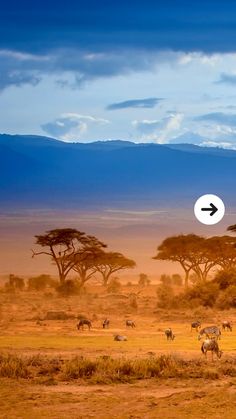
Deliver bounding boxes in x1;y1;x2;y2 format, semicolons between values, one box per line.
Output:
2;1;236;91
106;98;163;110
1;1;236;54
0;48;163;91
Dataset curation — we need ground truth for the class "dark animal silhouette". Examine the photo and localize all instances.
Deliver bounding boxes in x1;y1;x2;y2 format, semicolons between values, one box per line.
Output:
191;321;201;332
103;318;110;329
222;321;232;331
126;320;135;328
201;338;223;360
165;328;175;341
198;326;221;340
77;319;92;331
114;335;127;341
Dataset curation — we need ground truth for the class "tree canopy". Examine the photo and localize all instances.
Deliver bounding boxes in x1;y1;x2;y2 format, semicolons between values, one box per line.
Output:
32;228;106;284
154;234;236;287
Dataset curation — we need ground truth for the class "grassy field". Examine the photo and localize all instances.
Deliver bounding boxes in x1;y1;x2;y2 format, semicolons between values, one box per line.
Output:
0;327;235;357
0;289;235;417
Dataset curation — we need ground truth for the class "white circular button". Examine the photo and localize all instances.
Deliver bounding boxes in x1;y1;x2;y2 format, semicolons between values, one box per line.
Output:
194;194;225;225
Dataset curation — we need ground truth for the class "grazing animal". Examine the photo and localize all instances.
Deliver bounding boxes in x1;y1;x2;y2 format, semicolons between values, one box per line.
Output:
165;328;175;341
114;335;127;341
198;326;221;340
191;321;201;332
77;319;92;331
126;320;136;328
201;338;223;360
103;318;110;329
222;321;232;332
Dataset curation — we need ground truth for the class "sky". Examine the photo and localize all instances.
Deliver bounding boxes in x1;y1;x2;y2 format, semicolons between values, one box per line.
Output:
2;1;236;147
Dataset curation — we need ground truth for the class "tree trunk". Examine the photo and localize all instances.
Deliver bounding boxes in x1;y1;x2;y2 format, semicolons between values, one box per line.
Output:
184;270;189;288
59;272;66;285
102;273;110;286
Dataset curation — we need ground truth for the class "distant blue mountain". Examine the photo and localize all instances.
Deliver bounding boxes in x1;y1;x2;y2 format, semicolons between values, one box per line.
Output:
0;134;236;209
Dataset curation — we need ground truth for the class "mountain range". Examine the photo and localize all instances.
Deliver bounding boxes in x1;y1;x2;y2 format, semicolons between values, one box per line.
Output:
0;134;236;209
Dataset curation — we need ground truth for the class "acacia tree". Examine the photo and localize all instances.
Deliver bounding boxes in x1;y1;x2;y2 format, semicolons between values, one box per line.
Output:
154;234;236;287
72;248;104;289
32;228;106;285
189;236;221;282
153;234;221;287
95;251;136;286
206;235;236;272
153;235;201;288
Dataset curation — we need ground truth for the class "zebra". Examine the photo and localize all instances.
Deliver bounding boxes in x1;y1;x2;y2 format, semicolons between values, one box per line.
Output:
165;328;175;341
77;319;92;331
126;320;136;328
102;318;110;329
198;326;221;341
201;338;223;360
191;321;201;332
114;335;127;341
222;320;232;332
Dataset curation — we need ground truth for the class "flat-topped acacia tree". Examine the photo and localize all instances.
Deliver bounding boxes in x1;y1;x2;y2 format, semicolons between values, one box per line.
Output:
32;228;106;285
153;234;236;288
94;251;136;286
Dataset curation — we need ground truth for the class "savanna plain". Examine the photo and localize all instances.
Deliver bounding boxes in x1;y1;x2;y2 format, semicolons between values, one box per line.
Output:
0;283;235;419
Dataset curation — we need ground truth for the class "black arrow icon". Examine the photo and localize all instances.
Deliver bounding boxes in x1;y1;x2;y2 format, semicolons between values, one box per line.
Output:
201;203;218;216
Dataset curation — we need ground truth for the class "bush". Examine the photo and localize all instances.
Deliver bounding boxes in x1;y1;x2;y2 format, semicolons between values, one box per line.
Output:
156;284;175;309
5;274;25;292
213;269;236;290
184;282;219;307
107;277;121;294
57;279;81;296
160;274;172;286
138;273;150;286
172;274;183;287
159;274;182;287
28;274;57;291
216;285;236;310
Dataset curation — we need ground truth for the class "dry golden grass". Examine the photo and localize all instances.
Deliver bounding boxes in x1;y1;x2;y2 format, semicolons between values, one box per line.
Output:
0;287;236;417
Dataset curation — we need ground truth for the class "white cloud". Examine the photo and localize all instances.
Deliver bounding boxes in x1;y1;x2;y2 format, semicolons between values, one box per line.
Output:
41;113;110;141
201;141;236;149
177;52;220;67
132;113;183;143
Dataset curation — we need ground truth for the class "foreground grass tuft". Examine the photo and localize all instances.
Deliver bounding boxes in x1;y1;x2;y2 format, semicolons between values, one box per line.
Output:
0;354;30;378
0;352;236;383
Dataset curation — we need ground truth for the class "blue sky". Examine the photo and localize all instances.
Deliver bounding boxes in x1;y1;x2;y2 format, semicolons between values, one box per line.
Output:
2;1;236;147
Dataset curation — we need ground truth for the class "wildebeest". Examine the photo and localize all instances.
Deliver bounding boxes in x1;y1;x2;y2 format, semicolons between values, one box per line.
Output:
126;320;136;328
102;318;110;329
77;319;92;331
114;335;127;341
165;328;175;341
198;326;221;340
191;321;201;332
201;338;223;360
222;320;232;331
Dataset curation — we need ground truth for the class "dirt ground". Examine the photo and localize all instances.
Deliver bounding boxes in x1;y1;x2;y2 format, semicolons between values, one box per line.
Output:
0;287;236;418
0;377;235;418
